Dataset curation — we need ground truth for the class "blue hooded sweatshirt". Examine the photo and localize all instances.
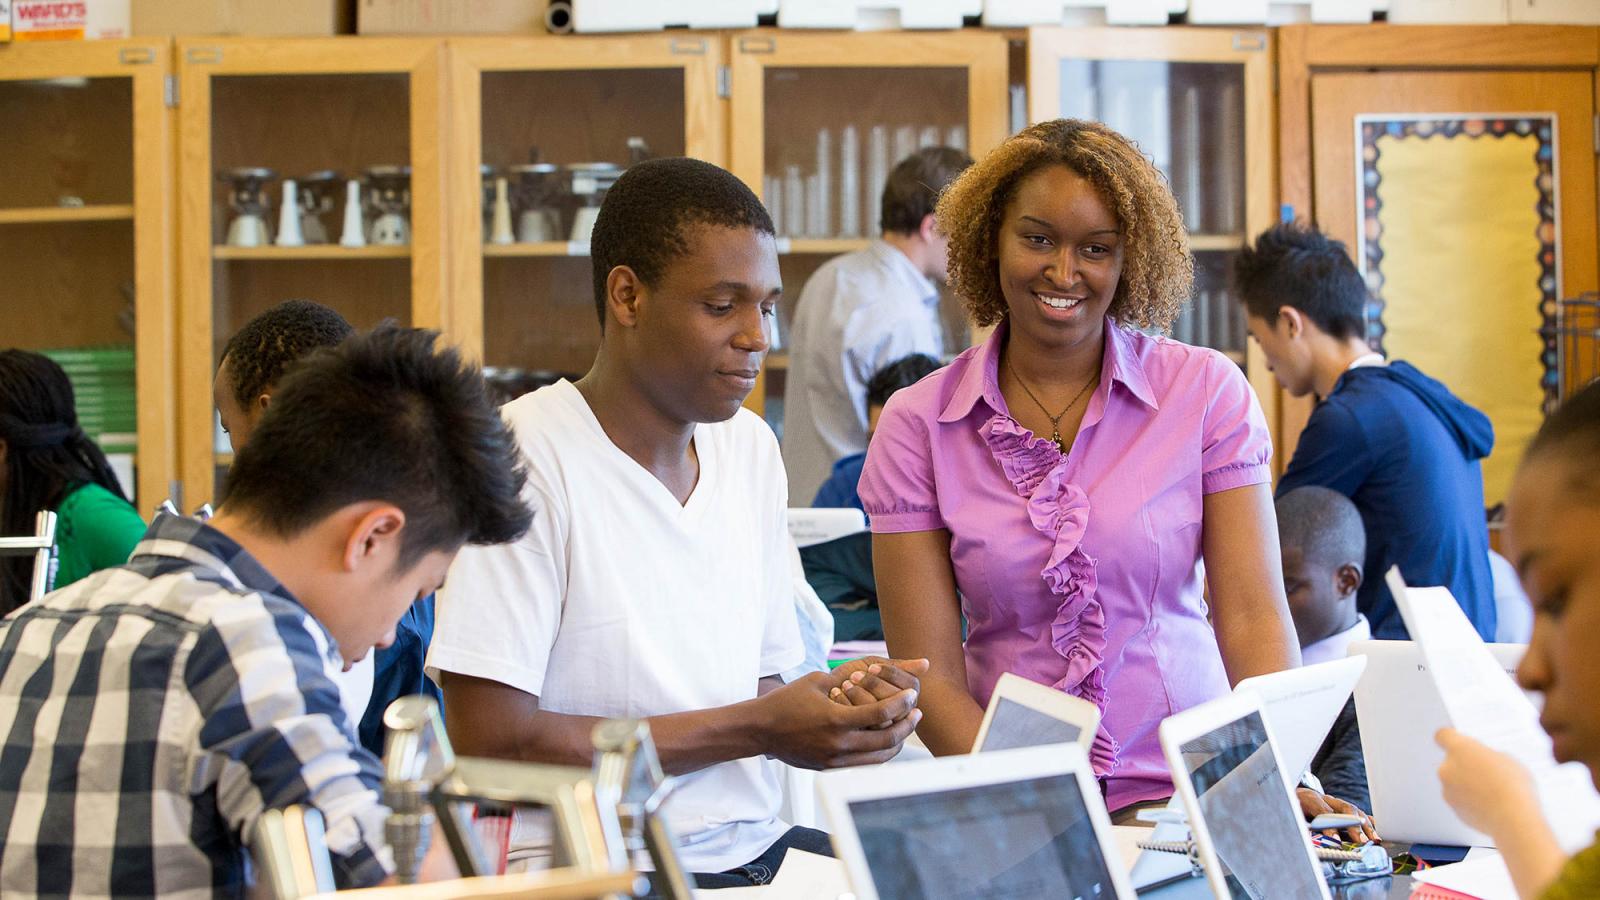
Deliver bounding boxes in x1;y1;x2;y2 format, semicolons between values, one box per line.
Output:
1277;361;1496;640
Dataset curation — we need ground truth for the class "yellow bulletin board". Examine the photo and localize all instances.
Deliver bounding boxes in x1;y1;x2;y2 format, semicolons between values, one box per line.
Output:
1356;116;1558;509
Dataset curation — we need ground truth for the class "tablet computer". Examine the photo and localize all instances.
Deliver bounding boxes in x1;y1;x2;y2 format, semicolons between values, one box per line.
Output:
971;672;1101;755
818;743;1135;900
1160;690;1332;900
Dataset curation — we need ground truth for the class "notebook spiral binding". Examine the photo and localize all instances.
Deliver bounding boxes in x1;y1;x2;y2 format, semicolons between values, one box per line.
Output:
1137;839;1364;863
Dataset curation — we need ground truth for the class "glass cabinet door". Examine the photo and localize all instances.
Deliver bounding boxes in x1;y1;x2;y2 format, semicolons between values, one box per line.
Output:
0;40;174;512
176;37;446;506
445;35;723;397
1028;27;1278;437
728;29;1009;430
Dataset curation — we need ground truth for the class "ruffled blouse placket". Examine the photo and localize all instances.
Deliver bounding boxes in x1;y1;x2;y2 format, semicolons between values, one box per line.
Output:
978;413;1121;777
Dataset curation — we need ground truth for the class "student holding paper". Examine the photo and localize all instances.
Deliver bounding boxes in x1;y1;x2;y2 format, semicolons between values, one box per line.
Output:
1436;380;1600;899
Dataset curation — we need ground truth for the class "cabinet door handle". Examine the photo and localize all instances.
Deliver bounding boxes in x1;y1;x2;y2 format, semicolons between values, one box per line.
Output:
185;46;224;64
1232;33;1267;52
118;47;156;65
739;37;776;55
670;37;707;56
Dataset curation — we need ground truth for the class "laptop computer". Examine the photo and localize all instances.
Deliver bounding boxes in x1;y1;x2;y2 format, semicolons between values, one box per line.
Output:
1351;639;1527;846
818;743;1135;900
1160;690;1332;900
971;672;1101;755
1129;658;1366;891
1233;656;1368;782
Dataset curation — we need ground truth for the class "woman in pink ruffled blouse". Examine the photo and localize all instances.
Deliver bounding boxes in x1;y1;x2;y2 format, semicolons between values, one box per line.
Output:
859;119;1301;815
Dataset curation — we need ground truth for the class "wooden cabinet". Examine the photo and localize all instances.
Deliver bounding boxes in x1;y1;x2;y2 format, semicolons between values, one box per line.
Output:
725;28;1010;425
174;37;446;506
1277;25;1600;501
443;35;725;380
0;39;174;513
1028;26;1280;451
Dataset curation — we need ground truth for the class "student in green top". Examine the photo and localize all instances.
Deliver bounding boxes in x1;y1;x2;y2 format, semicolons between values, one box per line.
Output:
1436;378;1600;899
0;349;146;615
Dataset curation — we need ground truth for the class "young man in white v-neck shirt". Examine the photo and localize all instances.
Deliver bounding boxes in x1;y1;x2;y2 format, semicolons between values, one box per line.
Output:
426;157;926;889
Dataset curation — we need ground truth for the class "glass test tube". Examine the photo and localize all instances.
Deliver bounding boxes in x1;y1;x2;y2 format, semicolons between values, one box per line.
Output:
815;127;833;238
867;125;889;237
784;165;805;240
839;124;861;238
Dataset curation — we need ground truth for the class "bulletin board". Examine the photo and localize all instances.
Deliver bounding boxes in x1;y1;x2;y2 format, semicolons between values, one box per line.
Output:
1356;115;1559;508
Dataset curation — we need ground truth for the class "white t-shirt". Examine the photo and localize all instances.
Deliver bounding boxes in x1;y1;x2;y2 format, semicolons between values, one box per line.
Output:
426;380;805;875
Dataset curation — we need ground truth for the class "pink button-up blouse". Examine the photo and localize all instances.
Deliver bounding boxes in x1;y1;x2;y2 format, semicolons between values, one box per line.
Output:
859;318;1272;811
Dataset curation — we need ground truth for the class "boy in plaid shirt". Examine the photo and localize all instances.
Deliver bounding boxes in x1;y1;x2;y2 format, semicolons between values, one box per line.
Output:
0;326;530;897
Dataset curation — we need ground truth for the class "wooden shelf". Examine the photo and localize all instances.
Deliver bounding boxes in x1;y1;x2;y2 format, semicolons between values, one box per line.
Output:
212;245;411;260
776;238;871;255
1188;233;1247;252
0;204;134;225
483;241;591;258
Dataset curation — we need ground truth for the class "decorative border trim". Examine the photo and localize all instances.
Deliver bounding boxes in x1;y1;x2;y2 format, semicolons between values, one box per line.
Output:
1354;115;1558;370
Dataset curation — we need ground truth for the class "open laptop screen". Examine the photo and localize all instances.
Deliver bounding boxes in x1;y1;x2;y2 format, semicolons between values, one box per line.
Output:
848;773;1115;900
978;697;1085;753
1180;710;1321;899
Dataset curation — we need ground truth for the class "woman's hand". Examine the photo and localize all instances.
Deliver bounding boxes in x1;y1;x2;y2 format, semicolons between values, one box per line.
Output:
1435;727;1539;836
1295;787;1379;844
1435;728;1570;899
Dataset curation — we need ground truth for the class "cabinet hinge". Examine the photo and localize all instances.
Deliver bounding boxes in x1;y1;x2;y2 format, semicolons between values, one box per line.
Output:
717;65;731;99
1592;114;1598;154
164;74;179;109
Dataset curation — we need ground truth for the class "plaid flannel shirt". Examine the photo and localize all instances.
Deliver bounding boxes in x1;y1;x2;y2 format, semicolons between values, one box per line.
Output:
0;513;391;898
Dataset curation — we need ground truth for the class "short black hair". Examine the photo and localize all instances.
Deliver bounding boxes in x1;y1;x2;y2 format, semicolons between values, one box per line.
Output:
220;300;354;408
1275;486;1366;570
1525;378;1600;497
222;326;532;567
881;146;973;235
590;157;774;331
1234;222;1369;341
866;353;941;409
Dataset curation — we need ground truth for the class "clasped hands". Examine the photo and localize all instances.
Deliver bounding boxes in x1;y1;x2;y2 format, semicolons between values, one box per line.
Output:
759;656;927;771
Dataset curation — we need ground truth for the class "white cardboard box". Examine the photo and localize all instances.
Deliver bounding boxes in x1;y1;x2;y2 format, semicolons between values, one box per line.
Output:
570;0;765;32
778;0;981;29
0;0;12;41
1386;0;1508;23
980;0;1184;27
1511;0;1600;24
12;0;130;40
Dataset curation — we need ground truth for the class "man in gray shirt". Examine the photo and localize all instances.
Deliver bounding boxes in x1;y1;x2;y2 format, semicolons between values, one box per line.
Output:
782;147;972;503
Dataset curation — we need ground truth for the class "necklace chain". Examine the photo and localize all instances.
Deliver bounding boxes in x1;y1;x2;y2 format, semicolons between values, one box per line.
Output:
1004;355;1098;453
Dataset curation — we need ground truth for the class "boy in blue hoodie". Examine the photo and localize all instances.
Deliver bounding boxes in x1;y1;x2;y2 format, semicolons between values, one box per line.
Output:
1236;222;1496;641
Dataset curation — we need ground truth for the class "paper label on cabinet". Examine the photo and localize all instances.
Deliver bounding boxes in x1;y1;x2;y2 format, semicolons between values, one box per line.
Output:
0;0;12;42
12;0;129;40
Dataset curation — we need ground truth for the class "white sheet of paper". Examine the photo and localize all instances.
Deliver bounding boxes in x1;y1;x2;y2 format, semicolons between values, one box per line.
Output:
763;850;851;900
1410;852;1517;900
1388;568;1600;851
1110;825;1150;873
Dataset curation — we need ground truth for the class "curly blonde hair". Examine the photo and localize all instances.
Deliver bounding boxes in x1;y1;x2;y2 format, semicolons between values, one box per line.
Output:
937;118;1193;331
